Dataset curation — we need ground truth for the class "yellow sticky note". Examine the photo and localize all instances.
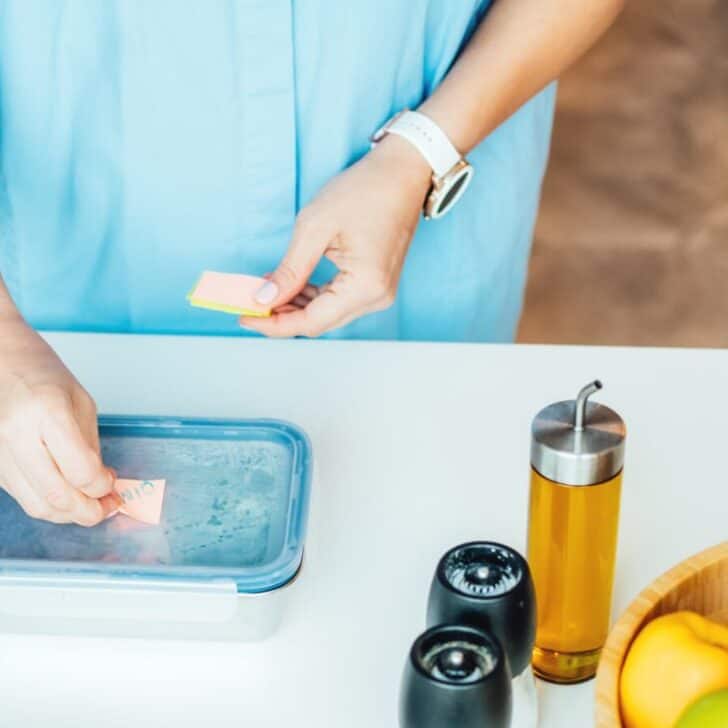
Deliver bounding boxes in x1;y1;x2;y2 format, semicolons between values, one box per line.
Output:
187;270;272;317
113;479;166;525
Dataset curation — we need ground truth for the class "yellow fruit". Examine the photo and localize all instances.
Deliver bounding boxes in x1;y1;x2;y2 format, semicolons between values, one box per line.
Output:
675;689;728;728
620;611;728;728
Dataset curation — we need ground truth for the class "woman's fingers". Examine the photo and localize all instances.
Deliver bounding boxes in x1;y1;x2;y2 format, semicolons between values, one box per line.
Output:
99;491;123;518
256;214;335;307
241;274;377;338
242;260;397;338
0;445;70;523
73;387;102;453
13;435;106;527
241;293;340;338
0;324;115;526
42;394;113;499
299;284;320;301
267;288;320;315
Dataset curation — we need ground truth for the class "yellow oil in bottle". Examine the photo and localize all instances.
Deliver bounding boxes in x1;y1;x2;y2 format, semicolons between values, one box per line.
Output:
527;467;622;683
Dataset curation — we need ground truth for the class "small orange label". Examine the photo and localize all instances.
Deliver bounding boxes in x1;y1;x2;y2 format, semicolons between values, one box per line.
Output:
113;479;166;525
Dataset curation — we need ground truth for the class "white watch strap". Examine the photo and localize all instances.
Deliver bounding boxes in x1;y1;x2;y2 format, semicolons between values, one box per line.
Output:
385;111;462;178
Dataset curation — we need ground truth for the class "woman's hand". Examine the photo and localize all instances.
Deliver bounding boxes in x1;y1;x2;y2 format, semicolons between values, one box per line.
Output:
240;135;432;338
0;316;121;525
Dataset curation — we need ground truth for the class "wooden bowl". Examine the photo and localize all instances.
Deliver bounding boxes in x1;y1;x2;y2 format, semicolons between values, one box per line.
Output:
595;541;728;727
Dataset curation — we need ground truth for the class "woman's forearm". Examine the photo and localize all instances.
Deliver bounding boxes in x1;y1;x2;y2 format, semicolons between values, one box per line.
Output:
419;0;624;153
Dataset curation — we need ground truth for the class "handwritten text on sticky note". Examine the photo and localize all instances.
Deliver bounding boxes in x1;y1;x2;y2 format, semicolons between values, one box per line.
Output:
113;479;166;525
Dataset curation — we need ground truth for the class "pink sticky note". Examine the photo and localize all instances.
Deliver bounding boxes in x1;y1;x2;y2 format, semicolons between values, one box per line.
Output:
113;479;166;525
187;271;271;317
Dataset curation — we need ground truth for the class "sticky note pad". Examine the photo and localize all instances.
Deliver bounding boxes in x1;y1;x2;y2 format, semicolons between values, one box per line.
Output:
113;479;166;525
187;271;272;317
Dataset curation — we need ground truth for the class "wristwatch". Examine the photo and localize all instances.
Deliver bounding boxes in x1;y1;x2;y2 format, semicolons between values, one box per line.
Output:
371;109;474;220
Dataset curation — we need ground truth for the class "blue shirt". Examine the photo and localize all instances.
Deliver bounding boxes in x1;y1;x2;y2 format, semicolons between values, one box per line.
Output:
0;0;555;342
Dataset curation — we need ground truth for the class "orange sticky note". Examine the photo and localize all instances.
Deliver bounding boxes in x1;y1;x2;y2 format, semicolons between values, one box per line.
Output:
113;479;166;525
187;271;271;317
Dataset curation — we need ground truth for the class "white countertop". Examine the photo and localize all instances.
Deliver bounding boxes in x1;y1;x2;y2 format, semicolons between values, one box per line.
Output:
0;334;726;727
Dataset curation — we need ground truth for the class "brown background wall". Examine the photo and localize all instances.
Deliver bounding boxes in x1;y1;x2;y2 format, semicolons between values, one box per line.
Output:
518;0;728;348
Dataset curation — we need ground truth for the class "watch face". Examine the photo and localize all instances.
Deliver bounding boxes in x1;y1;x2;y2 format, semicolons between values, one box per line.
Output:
428;164;474;219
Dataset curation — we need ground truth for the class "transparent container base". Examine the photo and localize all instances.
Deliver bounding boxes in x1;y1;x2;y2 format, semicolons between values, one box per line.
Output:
532;645;601;684
0;570;300;642
513;665;540;728
0;417;313;643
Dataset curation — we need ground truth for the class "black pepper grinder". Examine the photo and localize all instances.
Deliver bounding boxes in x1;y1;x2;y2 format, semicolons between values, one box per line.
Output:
399;624;512;728
426;542;538;727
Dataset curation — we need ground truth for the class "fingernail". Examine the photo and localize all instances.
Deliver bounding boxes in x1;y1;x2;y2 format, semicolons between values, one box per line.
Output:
101;492;123;519
255;281;279;305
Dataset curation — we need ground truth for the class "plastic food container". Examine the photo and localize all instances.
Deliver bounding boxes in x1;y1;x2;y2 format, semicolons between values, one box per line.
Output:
0;415;313;641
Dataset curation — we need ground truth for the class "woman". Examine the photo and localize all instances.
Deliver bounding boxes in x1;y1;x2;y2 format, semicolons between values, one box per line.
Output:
0;0;622;525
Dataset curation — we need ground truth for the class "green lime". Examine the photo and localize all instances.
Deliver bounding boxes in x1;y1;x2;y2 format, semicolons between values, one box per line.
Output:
675;689;728;728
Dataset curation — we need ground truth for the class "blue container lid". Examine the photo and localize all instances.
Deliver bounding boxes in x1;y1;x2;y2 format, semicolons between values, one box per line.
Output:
0;416;313;594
